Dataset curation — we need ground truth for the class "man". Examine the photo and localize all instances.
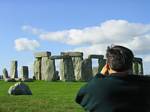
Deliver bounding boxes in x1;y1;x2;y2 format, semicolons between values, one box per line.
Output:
75;45;150;112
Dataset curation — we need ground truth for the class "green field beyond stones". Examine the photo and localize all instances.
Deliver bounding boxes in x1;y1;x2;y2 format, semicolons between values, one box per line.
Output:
0;81;85;112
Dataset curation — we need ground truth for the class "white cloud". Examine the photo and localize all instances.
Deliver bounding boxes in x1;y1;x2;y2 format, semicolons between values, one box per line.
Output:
15;38;40;51
22;20;150;48
22;25;45;35
22;20;150;69
35;20;150;46
143;55;150;62
22;20;150;60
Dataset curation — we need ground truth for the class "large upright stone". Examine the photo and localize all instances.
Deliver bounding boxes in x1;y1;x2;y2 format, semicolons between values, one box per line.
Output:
60;56;75;81
80;58;93;81
10;60;18;78
72;57;83;81
3;68;9;79
41;57;57;81
21;66;29;79
88;54;104;75
34;58;41;80
98;59;106;73
133;57;144;75
138;62;143;75
136;58;143;75
92;67;98;76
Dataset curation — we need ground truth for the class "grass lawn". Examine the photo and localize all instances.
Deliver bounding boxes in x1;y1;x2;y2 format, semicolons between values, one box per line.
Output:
0;80;85;112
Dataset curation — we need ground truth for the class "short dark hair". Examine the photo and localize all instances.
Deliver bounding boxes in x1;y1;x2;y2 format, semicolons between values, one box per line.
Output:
106;45;134;72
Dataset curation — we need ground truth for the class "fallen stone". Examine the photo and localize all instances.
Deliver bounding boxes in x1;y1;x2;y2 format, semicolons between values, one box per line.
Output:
8;82;32;95
21;78;33;82
4;78;16;82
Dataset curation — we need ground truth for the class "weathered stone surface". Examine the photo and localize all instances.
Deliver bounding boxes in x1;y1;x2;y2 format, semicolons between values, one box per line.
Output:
34;51;51;58
10;60;18;78
55;71;60;80
41;57;57;81
61;52;83;57
60;57;75;81
80;58;93;81
132;61;139;75
5;78;16;82
15;78;22;82
2;68;9;79
133;57;143;75
92;67;98;76
8;82;32;95
133;57;143;63
20;66;29;79
138;62;143;75
34;58;41;80
21;78;33;82
72;57;83;81
98;59;106;73
88;55;104;59
0;75;2;79
50;55;63;60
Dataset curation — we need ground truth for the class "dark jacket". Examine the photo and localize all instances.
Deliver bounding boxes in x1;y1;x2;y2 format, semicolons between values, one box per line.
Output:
75;73;150;112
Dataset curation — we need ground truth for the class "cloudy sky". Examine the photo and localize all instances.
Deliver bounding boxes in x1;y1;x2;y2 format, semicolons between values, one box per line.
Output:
0;0;150;76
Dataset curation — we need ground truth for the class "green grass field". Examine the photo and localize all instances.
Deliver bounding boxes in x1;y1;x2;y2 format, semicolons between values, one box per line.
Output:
0;80;85;112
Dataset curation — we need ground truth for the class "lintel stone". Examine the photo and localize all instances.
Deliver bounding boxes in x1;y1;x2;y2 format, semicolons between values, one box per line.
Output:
34;52;51;58
88;55;104;59
133;57;142;63
61;52;83;57
50;55;63;60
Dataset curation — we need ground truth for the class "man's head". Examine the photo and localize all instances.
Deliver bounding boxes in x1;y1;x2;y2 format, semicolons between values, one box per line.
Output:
106;45;134;73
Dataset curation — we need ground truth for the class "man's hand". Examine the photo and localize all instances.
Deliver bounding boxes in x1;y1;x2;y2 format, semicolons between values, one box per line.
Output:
101;64;109;76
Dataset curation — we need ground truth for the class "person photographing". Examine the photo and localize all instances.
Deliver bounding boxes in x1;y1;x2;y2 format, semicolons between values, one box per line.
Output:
75;45;150;112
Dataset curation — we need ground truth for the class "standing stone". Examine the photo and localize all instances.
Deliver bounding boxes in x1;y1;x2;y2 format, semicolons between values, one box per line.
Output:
98;59;106;73
55;71;60;80
92;67;98;76
88;55;104;76
138;62;143;75
132;61;139;75
41;57;57;81
10;60;18;78
21;66;29;79
137;58;143;75
72;57;83;81
3;68;9;79
34;58;41;80
132;57;144;75
80;58;93;81
60;56;75;81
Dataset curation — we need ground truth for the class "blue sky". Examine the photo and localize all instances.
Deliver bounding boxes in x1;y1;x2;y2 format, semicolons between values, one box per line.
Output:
0;0;150;76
